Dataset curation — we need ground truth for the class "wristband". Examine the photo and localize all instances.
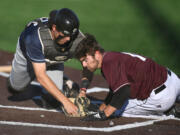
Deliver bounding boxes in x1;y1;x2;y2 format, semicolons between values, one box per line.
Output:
80;87;87;92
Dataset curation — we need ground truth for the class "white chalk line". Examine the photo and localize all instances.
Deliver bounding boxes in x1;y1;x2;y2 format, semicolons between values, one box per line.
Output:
0;118;168;132
0;72;9;78
1;104;180;120
0;104;59;112
1;104;180;132
123;114;180;121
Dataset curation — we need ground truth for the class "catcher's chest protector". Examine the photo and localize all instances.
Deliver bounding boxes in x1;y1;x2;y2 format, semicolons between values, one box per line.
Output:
39;27;73;64
39;26;84;65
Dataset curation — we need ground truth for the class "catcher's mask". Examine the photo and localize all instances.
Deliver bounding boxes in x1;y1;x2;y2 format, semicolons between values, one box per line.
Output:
54;8;79;52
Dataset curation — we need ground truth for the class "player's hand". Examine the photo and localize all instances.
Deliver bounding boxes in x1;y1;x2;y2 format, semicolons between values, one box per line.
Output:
99;103;107;111
78;90;86;97
63;99;78;115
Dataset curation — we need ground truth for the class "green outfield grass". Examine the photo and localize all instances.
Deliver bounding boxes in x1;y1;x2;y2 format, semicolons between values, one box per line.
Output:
0;0;180;74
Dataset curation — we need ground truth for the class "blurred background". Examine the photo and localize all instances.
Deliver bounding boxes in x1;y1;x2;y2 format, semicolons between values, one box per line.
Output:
0;0;180;74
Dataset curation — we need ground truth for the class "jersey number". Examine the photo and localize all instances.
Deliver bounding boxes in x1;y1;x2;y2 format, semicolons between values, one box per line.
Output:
27;17;48;27
123;52;146;61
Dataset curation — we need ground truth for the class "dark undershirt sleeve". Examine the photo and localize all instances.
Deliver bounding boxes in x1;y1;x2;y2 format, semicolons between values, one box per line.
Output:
104;89;113;105
79;68;94;89
109;85;130;109
82;67;94;82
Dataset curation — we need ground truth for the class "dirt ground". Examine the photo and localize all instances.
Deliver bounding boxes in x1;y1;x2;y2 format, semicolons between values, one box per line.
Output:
0;50;180;135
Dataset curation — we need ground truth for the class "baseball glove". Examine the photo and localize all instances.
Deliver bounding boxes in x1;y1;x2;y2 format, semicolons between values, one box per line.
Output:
61;96;91;117
63;77;80;98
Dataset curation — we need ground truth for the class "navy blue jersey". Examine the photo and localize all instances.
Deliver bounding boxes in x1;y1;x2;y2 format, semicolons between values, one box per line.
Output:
19;17;48;63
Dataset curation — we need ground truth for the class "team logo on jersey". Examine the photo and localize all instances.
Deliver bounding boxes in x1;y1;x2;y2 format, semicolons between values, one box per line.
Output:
55;56;67;61
61;48;65;52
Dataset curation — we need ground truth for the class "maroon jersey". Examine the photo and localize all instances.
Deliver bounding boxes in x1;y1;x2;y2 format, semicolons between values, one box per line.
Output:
101;52;167;99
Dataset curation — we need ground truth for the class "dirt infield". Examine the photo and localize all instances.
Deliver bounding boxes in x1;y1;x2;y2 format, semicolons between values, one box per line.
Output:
0;50;180;135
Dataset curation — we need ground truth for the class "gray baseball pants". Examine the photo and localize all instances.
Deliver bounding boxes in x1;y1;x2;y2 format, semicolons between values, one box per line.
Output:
9;40;64;92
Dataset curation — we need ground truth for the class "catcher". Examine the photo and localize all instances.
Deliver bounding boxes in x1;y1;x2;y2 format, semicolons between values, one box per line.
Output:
7;8;94;116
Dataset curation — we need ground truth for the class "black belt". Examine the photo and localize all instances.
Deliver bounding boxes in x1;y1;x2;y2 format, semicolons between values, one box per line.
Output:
154;70;171;94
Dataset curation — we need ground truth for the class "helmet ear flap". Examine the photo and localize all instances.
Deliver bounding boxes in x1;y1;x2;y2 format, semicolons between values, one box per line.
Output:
71;29;79;41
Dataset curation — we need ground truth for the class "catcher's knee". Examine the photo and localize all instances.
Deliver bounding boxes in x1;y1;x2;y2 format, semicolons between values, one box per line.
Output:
7;78;27;94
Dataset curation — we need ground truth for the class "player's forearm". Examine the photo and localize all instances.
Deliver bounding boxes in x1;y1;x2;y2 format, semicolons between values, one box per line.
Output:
32;62;68;104
79;68;93;95
101;86;130;117
36;73;68;104
82;67;93;82
99;103;107;111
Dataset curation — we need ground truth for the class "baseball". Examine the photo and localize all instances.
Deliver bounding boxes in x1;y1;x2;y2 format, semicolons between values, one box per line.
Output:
109;120;114;126
40;114;45;118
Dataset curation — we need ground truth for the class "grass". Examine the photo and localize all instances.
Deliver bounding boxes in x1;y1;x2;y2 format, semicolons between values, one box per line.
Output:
0;0;180;74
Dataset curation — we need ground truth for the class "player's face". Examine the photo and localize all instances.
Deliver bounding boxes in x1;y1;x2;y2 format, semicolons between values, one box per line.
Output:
55;31;70;45
80;54;99;72
52;25;70;45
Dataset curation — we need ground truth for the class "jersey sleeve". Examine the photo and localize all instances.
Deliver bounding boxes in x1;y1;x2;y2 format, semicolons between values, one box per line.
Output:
101;55;130;92
24;26;45;63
